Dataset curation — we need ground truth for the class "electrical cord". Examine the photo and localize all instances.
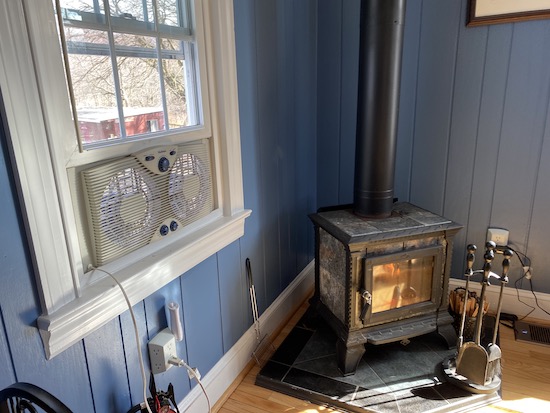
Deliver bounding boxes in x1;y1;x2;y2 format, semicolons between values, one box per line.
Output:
169;357;211;413
500;245;550;319
91;267;154;413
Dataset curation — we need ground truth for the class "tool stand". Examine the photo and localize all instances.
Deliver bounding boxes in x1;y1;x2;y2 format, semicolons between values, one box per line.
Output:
442;242;512;394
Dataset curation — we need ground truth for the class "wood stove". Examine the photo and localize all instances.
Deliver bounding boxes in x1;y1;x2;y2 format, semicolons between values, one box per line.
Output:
310;0;463;375
310;203;461;375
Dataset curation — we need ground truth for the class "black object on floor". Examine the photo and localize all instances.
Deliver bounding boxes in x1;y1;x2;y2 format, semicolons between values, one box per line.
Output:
256;308;500;413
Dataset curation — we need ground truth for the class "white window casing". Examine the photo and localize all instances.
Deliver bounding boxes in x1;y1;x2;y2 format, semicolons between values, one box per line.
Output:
0;0;250;359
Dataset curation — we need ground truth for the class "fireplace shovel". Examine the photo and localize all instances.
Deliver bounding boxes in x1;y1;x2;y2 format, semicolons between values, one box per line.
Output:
455;243;495;386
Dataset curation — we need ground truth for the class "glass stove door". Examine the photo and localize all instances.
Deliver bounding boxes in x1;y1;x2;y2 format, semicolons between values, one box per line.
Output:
371;256;434;313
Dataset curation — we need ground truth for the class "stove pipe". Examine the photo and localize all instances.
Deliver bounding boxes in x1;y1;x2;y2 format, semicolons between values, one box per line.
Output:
353;0;406;219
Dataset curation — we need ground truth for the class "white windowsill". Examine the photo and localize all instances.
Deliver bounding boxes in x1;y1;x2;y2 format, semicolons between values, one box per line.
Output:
38;209;250;359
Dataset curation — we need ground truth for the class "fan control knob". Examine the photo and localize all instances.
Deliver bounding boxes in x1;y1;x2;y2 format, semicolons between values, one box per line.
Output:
170;221;178;232
158;156;170;172
160;225;169;236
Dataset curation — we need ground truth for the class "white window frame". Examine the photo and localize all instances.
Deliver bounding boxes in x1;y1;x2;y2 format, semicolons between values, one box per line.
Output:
0;0;250;359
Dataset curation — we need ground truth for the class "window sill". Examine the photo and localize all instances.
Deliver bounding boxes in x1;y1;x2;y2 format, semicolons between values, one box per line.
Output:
37;209;250;359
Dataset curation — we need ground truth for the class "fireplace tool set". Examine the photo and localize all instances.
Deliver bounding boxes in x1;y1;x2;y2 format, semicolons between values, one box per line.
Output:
443;242;513;393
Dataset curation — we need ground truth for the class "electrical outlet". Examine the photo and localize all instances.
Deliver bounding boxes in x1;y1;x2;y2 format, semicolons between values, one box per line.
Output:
487;228;509;246
148;328;177;374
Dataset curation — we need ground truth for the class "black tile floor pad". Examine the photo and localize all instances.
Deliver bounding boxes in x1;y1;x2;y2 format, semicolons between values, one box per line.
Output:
256;308;500;413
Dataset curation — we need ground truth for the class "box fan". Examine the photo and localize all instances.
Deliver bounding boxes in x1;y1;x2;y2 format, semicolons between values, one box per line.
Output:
81;139;213;266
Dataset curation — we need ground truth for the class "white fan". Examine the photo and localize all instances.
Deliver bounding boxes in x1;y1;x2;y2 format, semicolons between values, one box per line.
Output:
81;140;213;266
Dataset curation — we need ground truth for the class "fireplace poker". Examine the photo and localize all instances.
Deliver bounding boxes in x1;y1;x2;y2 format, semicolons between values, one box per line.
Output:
246;258;274;366
457;244;476;349
486;249;513;380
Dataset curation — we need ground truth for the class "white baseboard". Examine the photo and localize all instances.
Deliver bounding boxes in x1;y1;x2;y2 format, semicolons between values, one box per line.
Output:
178;260;315;412
448;278;550;322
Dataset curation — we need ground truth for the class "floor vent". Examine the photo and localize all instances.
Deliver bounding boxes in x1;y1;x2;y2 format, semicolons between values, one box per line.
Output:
515;321;550;346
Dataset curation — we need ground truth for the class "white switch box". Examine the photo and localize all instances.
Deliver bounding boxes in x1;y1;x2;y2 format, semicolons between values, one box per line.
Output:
487;228;509;246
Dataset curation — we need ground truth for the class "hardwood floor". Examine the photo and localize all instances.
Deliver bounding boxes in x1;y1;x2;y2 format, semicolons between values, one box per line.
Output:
215;300;550;413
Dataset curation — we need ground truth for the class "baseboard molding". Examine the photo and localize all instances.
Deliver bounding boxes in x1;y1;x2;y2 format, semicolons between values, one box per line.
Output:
178;260;315;412
448;278;550;322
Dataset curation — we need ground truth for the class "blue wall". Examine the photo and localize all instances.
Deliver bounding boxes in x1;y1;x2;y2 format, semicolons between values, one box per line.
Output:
317;0;550;294
0;0;316;411
2;0;550;411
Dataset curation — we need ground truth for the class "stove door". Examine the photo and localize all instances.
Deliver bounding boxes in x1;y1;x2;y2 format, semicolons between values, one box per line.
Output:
359;245;444;326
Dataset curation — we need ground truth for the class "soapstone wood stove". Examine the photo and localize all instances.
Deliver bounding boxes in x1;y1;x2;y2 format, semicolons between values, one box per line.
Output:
309;0;462;376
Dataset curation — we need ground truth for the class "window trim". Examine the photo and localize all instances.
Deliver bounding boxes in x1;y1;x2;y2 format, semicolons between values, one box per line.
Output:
0;0;249;359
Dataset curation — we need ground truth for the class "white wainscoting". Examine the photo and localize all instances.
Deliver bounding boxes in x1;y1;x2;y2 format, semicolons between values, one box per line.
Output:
448;278;550;322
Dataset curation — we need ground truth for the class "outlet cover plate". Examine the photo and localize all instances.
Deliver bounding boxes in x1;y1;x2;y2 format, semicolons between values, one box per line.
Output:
487;228;509;246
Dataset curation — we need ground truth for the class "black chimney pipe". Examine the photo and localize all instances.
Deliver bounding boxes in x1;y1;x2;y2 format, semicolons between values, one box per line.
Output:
353;0;406;218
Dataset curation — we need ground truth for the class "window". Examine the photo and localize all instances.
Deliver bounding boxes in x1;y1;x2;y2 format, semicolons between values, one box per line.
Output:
0;0;249;358
59;0;201;146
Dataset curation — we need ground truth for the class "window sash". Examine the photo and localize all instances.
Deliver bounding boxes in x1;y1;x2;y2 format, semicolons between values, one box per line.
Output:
0;0;249;358
58;0;201;148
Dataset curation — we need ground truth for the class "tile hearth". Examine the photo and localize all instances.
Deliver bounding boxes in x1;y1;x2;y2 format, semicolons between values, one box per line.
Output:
256;307;500;413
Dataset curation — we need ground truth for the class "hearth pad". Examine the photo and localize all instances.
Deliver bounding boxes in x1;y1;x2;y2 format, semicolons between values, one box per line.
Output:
256;307;500;413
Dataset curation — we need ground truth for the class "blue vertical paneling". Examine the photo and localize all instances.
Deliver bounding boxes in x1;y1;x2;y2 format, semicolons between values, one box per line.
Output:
181;256;223;376
293;0;317;271
527;98;550;286
233;0;267;319
277;0;296;290
0;123;16;391
255;0;283;305
118;303;155;408
410;0;462;213
0;0;317;410
0;311;15;389
217;241;247;353
466;24;513;255
83;318;131;413
317;0;343;208
338;0;360;205
395;0;422;202
443;0;489;277
491;21;550;254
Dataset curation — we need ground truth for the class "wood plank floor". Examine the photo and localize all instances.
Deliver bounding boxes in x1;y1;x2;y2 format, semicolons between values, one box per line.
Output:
215;300;550;413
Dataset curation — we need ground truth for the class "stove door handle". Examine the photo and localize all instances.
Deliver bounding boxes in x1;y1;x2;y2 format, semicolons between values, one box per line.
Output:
359;289;372;322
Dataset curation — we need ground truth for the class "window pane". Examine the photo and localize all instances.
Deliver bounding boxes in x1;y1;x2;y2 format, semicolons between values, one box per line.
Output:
161;38;192;129
157;0;188;29
64;28;120;144
114;33;164;137
60;0;105;26
109;0;153;23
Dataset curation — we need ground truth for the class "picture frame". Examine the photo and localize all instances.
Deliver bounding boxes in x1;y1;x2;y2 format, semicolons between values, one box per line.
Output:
468;0;550;26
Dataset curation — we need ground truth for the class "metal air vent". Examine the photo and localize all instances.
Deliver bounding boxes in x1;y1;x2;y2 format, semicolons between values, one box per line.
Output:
515;321;550;346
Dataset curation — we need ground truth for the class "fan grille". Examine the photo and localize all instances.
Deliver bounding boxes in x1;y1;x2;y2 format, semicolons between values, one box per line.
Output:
81;140;213;266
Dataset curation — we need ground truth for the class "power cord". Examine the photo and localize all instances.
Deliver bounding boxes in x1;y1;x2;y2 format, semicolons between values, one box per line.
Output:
499;246;550;319
91;267;154;413
169;357;211;413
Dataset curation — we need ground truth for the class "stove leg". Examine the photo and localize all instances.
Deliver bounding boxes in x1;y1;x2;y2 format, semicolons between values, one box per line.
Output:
438;322;457;349
336;339;365;376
